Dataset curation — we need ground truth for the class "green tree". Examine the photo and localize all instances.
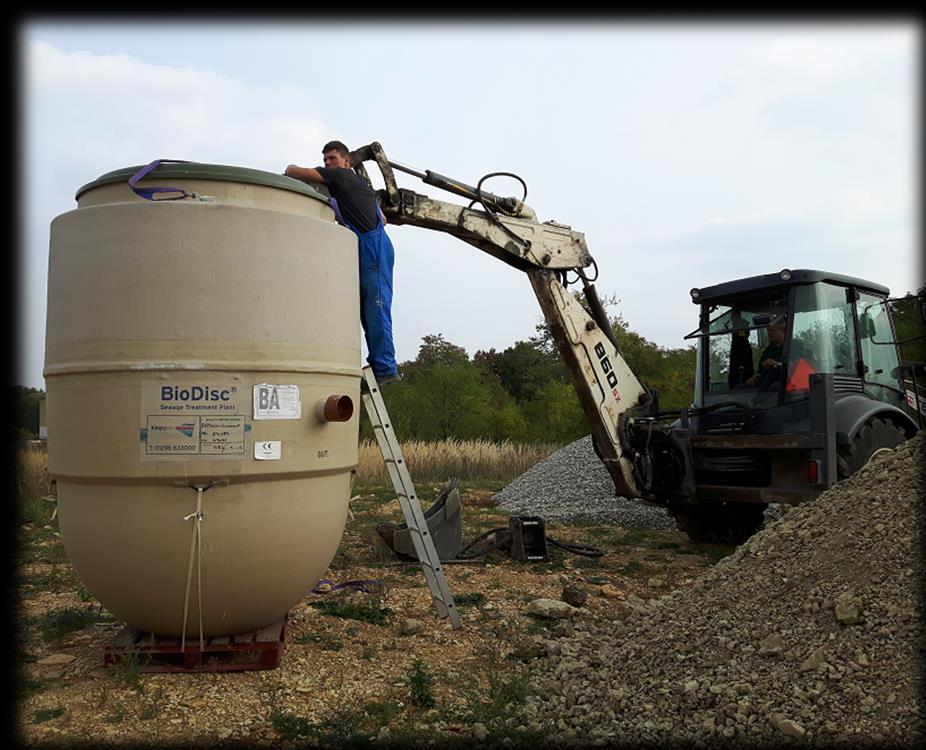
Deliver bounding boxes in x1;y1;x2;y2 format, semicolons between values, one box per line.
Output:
367;334;524;442
12;386;44;438
520;380;587;443
890;286;926;365
532;291;696;412
473;340;566;403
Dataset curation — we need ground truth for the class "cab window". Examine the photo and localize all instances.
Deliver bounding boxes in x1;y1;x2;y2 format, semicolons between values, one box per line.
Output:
857;291;901;390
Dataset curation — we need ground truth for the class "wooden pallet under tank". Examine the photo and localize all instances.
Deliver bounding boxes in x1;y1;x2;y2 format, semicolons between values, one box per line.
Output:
103;618;287;673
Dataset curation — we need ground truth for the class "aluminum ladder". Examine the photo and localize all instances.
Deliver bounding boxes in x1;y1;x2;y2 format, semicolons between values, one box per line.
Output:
359;366;462;629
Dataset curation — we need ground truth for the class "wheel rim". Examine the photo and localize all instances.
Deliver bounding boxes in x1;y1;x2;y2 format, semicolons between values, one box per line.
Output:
867;446;894;465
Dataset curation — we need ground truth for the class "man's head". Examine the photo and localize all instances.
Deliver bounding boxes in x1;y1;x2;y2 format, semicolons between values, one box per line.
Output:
767;321;787;346
322;140;351;169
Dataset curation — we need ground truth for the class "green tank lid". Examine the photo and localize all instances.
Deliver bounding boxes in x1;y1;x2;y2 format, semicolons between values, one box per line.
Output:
75;161;331;202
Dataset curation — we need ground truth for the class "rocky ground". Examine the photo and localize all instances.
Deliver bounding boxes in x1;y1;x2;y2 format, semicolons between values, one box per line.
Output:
13;434;923;748
514;433;925;747
13;482;723;748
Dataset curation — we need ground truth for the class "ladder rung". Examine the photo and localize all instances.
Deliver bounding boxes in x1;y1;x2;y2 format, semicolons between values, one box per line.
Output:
360;366;461;630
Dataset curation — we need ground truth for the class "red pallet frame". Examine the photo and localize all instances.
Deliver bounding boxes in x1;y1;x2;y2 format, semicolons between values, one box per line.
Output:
103;618;287;673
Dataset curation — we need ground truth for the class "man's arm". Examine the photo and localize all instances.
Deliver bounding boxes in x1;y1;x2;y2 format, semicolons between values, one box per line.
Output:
285;165;326;184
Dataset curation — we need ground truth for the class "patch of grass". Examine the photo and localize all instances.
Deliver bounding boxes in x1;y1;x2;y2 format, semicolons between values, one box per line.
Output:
309;597;394;626
453;592;487;608
619;559;650;577
524;621;552;638
270;710;314;740
295;633;343;651
270;707;373;747
572;556;601;568
407;658;435;708
15;676;46;700
34;606;114;643
654;541;682;550
32;707;65;724
456;647;532;729
362;700;403;727
613;528;649;546
21;563;82;593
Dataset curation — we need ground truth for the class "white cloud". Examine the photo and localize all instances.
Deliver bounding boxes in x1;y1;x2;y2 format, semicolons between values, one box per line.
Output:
18;28;919;389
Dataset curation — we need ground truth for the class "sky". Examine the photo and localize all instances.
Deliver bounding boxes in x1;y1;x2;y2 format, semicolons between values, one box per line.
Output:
17;19;921;390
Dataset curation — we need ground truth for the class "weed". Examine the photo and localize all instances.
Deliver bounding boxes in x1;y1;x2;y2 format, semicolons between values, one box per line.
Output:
654;541;682;550
33;707;65;724
572;555;600;568
111;647;147;693
407;658;435;708
360;644;377;661
309;597;394;626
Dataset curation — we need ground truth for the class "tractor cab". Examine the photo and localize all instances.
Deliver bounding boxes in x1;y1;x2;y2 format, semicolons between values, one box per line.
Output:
685;269;913;421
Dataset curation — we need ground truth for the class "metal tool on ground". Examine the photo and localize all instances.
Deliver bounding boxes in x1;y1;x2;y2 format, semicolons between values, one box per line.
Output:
377;478;463;562
453;516;605;562
359;365;462;629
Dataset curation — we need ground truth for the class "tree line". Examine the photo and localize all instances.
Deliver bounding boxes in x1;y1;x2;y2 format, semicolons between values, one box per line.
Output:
16;286;922;445
11;301;697;445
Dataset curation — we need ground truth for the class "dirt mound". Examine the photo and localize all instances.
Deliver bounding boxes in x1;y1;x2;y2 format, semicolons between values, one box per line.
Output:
517;432;925;746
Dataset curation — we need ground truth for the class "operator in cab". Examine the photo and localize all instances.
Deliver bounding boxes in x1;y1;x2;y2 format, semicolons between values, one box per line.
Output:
744;319;786;387
285;141;400;385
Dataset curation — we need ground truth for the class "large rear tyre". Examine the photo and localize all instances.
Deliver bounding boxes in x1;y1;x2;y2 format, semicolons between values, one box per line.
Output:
837;417;908;480
668;501;768;545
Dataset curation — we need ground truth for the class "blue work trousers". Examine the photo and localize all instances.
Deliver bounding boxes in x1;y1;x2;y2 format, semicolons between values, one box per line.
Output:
349;218;397;378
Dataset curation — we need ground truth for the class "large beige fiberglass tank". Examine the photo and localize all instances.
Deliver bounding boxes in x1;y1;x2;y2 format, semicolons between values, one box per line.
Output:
44;161;361;638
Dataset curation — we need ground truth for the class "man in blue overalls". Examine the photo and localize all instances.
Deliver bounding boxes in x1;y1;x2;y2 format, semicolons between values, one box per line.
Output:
285;141;399;383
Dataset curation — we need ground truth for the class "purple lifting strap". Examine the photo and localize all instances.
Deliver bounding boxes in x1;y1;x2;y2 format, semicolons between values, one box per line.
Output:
129;159;195;201
328;196;347;226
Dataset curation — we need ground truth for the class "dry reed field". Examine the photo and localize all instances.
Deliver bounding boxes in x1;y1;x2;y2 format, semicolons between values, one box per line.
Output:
14;442;54;504
354;438;560;485
14;439;559;498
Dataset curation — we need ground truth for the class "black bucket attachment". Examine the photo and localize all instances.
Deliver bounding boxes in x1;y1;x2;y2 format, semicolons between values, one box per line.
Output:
508;516;549;561
376;479;463;562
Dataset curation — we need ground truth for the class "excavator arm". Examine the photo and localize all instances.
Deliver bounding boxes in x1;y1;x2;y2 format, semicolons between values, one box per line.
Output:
349;142;655;498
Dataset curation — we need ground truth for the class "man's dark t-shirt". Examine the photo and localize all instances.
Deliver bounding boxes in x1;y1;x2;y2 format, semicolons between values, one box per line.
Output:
316;166;379;232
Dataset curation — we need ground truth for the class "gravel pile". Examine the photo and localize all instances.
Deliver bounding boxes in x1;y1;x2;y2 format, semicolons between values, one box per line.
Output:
515;432;925;747
493;435;678;530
